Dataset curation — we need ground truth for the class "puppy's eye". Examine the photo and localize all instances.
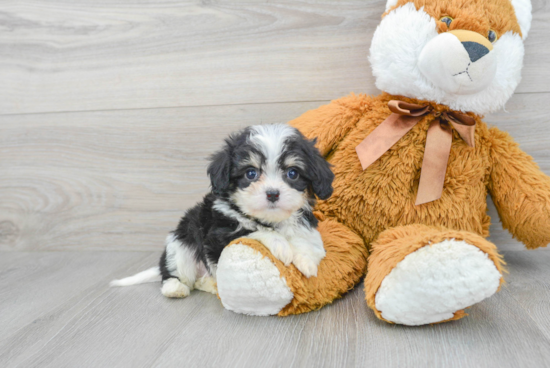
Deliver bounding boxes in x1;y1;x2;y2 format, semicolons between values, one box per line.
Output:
487;29;497;43
286;168;299;180
440;16;453;28
245;168;258;180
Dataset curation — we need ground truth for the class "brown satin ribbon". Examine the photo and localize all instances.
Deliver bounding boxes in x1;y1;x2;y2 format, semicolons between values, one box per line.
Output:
355;100;476;206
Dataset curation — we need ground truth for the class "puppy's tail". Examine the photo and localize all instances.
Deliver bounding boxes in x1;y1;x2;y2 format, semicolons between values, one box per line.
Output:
110;267;161;287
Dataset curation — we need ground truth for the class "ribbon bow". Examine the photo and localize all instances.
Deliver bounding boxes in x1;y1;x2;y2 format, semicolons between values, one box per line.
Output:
355;100;476;206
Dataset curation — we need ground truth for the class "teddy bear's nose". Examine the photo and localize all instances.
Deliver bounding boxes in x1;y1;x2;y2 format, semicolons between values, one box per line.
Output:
448;30;493;63
462;42;490;62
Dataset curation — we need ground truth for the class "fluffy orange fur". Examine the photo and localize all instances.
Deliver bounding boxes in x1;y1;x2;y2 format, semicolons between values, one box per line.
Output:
293;93;494;247
281;91;550;319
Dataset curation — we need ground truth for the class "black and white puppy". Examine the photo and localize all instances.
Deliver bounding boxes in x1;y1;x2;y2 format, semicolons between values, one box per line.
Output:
111;124;334;298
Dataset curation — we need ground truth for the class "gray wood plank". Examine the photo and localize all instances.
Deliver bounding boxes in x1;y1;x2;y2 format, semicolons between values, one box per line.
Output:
500;250;550;340
0;252;157;353
522;0;550;94
351;281;550;368
1;251;550;368
0;251;161;368
0;0;379;115
1;0;548;115
0;101;325;251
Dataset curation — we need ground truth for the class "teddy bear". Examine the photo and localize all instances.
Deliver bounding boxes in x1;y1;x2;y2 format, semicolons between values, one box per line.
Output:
213;0;546;325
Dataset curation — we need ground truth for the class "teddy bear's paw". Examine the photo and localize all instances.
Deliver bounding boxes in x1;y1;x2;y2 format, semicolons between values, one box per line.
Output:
216;242;294;316
374;239;502;326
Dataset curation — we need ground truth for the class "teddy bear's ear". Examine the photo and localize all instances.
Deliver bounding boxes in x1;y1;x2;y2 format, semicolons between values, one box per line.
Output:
511;0;532;39
385;0;399;12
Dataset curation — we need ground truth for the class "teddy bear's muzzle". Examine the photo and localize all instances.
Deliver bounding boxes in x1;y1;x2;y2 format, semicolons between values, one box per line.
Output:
418;29;497;95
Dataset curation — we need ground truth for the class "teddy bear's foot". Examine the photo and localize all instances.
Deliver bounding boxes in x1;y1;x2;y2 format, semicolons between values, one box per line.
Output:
374;239;500;325
365;224;505;326
216;241;294;316
217;218;369;316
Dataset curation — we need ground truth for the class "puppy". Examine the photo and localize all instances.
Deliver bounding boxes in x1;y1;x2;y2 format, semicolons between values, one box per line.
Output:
111;124;334;298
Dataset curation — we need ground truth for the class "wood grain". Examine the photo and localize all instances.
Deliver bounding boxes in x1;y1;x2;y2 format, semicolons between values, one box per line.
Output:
1;251;550;368
0;252;157;355
1;0;549;115
502;250;550;341
0;0;378;115
0;101;326;251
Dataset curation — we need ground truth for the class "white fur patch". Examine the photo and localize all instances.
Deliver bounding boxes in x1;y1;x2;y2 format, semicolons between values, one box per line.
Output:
385;0;399;12
249;124;296;170
164;234;206;288
217;242;294;316
374;239;501;326
511;0;532;39
161;278;191;298
369;3;525;115
110;267;161;287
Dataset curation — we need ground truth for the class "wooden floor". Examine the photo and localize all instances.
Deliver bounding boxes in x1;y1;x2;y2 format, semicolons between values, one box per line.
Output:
2;1;550;367
1;250;550;368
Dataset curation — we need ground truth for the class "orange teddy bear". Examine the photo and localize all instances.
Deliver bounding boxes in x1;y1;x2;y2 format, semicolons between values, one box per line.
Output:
215;0;547;325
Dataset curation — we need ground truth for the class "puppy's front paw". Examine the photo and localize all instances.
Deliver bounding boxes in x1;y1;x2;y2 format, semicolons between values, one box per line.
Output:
291;254;318;278
267;237;294;266
247;231;294;266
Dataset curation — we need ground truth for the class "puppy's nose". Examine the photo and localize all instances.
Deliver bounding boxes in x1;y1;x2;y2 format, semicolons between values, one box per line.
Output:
462;42;489;62
266;190;280;203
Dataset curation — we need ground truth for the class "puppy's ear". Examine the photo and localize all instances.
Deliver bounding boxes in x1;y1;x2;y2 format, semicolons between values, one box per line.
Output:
302;137;334;200
207;143;232;196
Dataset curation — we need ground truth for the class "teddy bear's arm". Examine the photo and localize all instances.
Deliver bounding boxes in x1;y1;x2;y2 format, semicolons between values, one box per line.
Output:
488;126;550;249
289;94;367;156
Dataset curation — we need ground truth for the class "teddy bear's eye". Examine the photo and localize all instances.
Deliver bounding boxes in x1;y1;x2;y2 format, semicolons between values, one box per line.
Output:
487;30;497;43
440;16;453;28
